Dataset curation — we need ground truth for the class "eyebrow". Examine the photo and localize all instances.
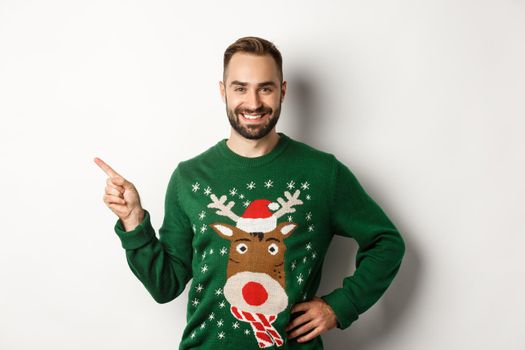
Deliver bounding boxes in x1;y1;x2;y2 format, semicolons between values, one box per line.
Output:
234;238;251;242
229;80;278;88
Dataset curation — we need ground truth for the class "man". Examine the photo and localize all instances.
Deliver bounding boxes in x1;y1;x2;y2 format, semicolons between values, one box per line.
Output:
95;36;405;350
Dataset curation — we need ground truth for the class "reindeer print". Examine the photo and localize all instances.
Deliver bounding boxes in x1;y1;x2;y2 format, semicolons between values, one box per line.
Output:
208;190;303;348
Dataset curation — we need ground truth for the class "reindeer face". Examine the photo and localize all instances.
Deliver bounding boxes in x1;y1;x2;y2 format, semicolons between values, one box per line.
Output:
210;221;298;315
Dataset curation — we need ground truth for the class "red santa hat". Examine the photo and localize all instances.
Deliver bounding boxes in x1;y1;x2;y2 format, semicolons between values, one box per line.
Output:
236;199;280;233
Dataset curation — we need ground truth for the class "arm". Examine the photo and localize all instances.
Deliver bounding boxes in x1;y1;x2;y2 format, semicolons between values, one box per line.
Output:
320;156;406;330
113;165;193;303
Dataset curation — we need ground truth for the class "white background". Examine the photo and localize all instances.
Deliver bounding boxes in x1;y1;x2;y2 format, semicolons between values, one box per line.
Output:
1;0;524;349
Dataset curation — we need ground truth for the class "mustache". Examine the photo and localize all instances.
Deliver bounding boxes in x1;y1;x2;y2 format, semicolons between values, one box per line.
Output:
235;106;272;115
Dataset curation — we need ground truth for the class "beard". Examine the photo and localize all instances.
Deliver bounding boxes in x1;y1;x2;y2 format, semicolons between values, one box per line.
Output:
225;95;282;140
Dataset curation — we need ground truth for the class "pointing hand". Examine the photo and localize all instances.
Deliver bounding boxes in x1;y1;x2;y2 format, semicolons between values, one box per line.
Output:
94;157;145;231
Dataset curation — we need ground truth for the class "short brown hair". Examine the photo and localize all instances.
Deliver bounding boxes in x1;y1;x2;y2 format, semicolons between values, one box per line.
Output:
223;36;283;83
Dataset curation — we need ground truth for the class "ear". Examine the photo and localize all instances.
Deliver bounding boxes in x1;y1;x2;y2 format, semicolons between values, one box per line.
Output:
219;81;225;103
209;222;238;240
280;80;287;103
276;221;297;238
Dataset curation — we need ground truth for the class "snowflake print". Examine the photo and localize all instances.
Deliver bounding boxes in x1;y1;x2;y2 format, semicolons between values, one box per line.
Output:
306;194;311;200
264;179;273;188
195;283;204;293
220;246;228;256
308;224;315;232
192;182;200;192
246;181;256;190
229;187;238;196
218;331;226;340
232;321;240;329
200;322;206;329
291;260;297;271
303;256;308;264
244;329;251;335
306;211;312;221
215;288;223;296
301;181;310;190
219;300;226;308
198;210;206;220
191;331;197;339
191;298;200;307
209;248;214;255
286;180;295;190
200;224;207;233
287;215;293;222
217;319;224;327
208;312;215;321
243;200;250;207
312;252;317;259
306;242;312;251
297;273;304;285
238;193;245;199
204;186;212;196
201;251;207;260
201;264;209;273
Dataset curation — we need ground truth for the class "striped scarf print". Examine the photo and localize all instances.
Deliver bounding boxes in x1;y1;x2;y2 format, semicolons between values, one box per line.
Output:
231;306;284;348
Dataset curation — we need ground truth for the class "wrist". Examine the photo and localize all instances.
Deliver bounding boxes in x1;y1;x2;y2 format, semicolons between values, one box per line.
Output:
122;208;145;232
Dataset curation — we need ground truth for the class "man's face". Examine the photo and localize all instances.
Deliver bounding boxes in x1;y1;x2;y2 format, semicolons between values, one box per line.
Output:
220;53;287;140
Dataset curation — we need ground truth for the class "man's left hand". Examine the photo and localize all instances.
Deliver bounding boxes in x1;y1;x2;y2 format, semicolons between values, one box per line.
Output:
285;296;338;343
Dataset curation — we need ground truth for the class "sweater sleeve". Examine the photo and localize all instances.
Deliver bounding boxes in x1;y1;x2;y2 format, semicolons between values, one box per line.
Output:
320;156;405;330
113;165;193;303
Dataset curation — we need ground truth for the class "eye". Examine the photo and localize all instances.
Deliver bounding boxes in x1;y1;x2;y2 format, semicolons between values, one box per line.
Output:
236;243;248;254
268;243;279;255
234;87;245;92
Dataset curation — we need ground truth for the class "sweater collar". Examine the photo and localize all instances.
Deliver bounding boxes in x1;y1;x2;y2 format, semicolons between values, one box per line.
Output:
215;132;291;167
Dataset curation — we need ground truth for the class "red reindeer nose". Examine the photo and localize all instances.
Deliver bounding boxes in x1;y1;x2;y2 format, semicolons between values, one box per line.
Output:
242;281;268;306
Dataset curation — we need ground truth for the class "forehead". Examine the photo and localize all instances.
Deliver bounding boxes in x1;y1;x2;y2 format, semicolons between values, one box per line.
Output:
225;52;280;85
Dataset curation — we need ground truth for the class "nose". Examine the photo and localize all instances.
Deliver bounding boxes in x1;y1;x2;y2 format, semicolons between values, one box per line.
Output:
245;90;262;111
242;281;268;306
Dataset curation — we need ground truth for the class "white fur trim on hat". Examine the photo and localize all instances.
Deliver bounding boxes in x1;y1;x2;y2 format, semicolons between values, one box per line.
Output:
236;216;277;233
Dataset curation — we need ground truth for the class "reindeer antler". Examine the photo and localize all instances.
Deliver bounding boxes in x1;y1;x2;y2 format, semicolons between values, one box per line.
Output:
207;193;240;222
272;189;303;219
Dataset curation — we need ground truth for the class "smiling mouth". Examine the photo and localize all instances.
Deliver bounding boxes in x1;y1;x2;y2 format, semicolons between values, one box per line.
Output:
239;112;269;121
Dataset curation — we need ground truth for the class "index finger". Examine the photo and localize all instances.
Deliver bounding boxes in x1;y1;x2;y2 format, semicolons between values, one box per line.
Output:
94;157;121;178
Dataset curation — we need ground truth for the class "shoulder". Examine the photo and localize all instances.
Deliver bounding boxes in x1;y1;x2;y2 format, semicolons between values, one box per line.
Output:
286;136;339;170
172;142;218;175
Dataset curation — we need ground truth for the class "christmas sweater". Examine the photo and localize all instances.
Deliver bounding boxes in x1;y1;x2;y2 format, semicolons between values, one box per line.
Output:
114;132;405;350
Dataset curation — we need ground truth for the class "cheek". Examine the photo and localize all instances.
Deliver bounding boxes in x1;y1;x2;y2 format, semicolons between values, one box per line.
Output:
264;97;280;110
228;100;243;112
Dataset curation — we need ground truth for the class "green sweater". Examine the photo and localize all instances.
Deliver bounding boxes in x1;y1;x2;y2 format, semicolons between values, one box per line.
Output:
114;132;405;350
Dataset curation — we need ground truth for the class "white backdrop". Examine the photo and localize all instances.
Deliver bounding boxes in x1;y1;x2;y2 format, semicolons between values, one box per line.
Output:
1;0;524;349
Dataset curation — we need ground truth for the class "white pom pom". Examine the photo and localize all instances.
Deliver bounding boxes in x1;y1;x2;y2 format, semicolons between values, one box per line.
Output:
268;202;280;211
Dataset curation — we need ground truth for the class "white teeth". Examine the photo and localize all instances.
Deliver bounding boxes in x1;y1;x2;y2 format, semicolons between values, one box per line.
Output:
242;114;263;119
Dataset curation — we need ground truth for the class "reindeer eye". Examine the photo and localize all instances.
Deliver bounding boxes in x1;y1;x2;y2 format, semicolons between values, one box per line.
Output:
268;243;279;255
236;243;248;254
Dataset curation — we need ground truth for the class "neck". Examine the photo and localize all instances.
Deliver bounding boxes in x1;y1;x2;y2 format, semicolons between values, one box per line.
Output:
226;129;280;158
